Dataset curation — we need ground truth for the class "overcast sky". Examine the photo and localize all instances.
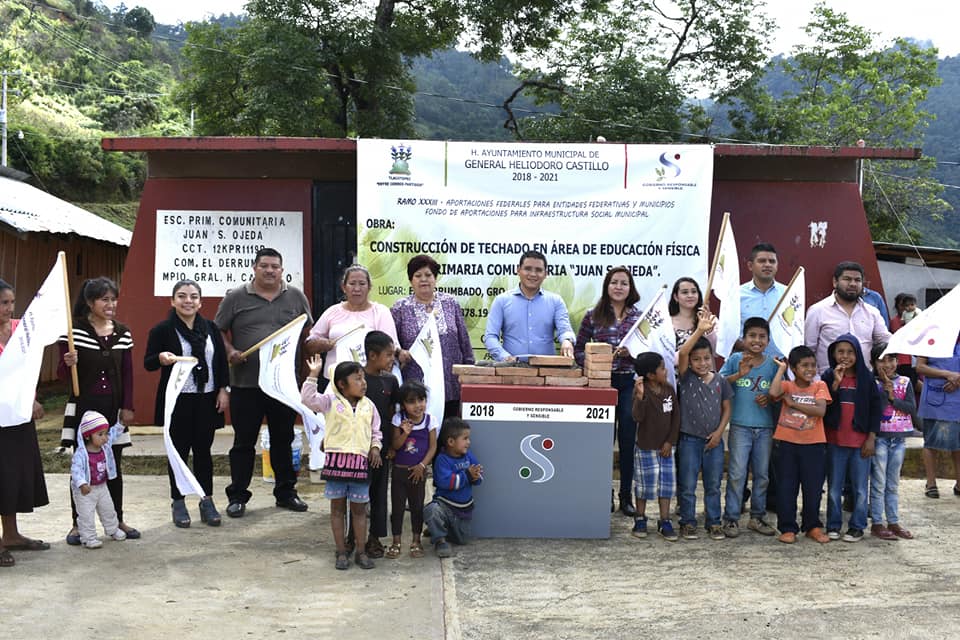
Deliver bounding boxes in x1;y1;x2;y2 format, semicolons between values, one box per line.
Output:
125;0;960;58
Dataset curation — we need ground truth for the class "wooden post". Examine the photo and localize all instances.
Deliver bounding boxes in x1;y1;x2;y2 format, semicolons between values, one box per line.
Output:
59;251;79;396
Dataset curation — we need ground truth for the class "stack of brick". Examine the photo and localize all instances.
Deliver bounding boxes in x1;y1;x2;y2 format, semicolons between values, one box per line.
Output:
452;344;615;389
583;342;613;388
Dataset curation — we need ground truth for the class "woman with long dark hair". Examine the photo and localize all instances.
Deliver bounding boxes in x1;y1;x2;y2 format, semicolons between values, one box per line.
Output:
574;267;642;516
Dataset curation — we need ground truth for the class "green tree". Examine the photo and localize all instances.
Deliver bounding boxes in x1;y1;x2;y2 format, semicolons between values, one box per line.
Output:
123;6;155;38
513;0;773;142
179;0;606;137
726;3;946;243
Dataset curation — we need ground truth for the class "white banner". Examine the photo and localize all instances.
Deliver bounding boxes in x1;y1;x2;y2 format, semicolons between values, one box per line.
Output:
883;282;960;359
769;267;806;358
153;210;304;297
163;358;206;497
256;315;324;466
711;216;740;359
357;140;714;356
408;310;445;420
618;285;677;388
0;253;69;426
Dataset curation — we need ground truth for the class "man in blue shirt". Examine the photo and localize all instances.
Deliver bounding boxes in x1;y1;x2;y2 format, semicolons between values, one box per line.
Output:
483;250;575;361
738;242;787;357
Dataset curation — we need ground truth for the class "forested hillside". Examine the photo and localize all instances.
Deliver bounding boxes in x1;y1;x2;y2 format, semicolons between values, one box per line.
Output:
2;0;959;248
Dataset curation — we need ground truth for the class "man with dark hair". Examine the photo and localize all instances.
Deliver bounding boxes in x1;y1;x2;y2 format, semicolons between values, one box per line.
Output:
805;261;891;375
215;248;313;518
737;242;787;357
483;251;575;361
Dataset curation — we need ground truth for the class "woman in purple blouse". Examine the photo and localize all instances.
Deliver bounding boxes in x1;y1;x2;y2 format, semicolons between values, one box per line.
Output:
392;255;475;418
574;266;642;517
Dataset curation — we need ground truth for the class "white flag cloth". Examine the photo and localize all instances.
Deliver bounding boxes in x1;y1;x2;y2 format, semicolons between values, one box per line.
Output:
329;323;367;379
0;255;69;426
163;358;206;497
768;268;806;358
711;220;741;358
257;315;325;466
882;282;960;358
619;286;677;388
407;310;445;421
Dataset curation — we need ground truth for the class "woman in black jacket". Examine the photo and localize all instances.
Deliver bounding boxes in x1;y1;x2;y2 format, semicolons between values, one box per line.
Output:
145;279;229;528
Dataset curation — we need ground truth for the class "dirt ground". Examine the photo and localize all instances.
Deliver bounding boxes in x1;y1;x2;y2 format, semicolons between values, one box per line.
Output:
3;473;959;640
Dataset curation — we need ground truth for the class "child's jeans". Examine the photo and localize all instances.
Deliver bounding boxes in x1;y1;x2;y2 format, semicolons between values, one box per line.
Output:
827;444;870;531
72;482;119;544
774;441;825;534
677;433;724;528
722;425;773;522
423;499;471;544
870;437;906;525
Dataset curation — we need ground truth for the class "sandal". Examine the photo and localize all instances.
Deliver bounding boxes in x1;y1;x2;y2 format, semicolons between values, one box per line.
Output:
0;549;14;567
365;538;385;559
385;543;401;559
925;485;940;499
410;542;425;558
3;538;50;551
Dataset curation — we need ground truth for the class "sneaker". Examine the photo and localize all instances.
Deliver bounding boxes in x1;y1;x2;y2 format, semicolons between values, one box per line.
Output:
435;540;453;558
111;529;127;541
82;539;103;549
708;525;725;540
826;529;841;541
657;520;678;542
631;517;648;539
748;518;777;536
842;528;864;543
679;524;699;540
777;531;797;544
805;527;830;544
721;520;740;538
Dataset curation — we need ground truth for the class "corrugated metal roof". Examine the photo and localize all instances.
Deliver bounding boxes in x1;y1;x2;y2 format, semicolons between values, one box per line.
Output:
0;177;131;246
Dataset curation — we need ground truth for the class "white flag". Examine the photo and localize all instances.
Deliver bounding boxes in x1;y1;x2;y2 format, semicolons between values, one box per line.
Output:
163;358;206;497
768;268;806;358
619;286;677;387
257;315;325;464
330;323;367;379
710;217;741;358
882;282;960;358
0;254;69;426
408;311;445;421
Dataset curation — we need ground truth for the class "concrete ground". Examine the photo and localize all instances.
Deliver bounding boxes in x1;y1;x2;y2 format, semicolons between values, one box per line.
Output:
3;472;959;639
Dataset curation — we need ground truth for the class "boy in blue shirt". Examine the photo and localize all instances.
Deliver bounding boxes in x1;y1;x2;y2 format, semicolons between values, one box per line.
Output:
424;417;483;558
719;317;779;537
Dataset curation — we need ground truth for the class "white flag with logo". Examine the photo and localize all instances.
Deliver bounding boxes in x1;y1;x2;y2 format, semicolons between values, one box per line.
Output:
408;311;445;421
163;358;206;497
257;315;324;465
768;267;806;358
883;282;960;358
710;218;741;358
0;254;69;426
330;324;367;379
619;285;677;387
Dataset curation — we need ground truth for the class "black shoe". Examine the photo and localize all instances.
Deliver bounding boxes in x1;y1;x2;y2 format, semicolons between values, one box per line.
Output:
276;495;308;512
619;499;637;517
198;497;222;527
226;502;246;518
172;499;191;529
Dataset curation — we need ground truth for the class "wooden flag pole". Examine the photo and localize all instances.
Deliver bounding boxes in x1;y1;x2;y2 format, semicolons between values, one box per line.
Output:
237;313;308;361
169;356;199;363
767;266;804;323
704;211;731;301
333;323;365;345
59;251;80;396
